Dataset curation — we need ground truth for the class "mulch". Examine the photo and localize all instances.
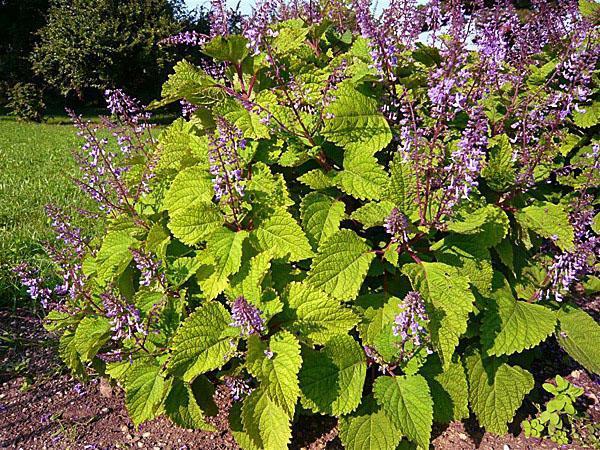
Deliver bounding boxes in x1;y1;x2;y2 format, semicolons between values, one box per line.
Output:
1;309;598;450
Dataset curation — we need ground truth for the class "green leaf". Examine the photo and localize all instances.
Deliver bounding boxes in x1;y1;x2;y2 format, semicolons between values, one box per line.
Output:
272;26;309;53
163;166;214;215
515;202;574;251
322;85;392;154
299;334;366;416
573;101;600;128
124;361;169;427
306;229;375;301
74;316;111;361
403;262;475;368
373;374;433;448
300;192;346;250
336;152;388;201
242;388;292;450
421;355;469;423
168;301;239;382
432;235;494;294
58;332;85;376
339;396;403;450
386;153;417;215
219;99;271;140
165;378;216;430
227;251;273;305
482;134;516;192
201;228;248;299
557;304;600;374
95;230;138;282
251;207;313;262
446;205;509;247
156;118;210;171
158;61;224;108
580;0;600;20
351;201;395;228
357;295;399;359
203;35;249;64
283;282;359;344
247;331;302;417
298;168;337;190
168;202;223;246
481;288;556;357
465;352;534;435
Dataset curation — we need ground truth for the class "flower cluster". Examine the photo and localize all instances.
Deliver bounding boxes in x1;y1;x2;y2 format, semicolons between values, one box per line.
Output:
14;264;52;308
130;247;164;287
224;375;254;401
209;118;246;209
101;292;146;341
210;0;229;38
384;208;410;243
160;31;207;47
243;0;279;55
230;296;265;336
392;291;429;352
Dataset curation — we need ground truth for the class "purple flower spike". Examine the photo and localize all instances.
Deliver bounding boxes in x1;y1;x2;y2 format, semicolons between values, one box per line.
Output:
393;291;428;350
101;292;146;341
224;376;253;401
384;208;410;243
230;296;265;336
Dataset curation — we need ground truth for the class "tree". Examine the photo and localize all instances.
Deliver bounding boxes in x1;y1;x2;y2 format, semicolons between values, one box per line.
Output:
31;0;185;101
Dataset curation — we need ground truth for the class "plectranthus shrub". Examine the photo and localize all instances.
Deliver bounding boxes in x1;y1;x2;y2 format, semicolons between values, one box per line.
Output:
21;0;600;448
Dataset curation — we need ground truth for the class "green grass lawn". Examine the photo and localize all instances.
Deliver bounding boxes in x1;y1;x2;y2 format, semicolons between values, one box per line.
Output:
0;116;95;309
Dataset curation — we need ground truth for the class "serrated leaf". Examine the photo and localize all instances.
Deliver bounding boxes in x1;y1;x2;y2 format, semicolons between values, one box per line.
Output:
299;334;366;416
432;235;494;294
339;396;403;450
95;231;138;282
283;282;359;344
336;152;388;200
351;201;395;228
204;35;249;63
557;304;600;374
322;85;392;154
373;374;433;449
515;202;574;251
165;378;216;430
357;296;398;350
124;361;169;427
58;332;85;376
465;352;534;435
201;228;248;299
74;316;112;361
227;251;272;305
482;134;515;192
163;166;214;215
251;207;313;261
481;287;556;357
403;262;475;368
298;168;337;190
421;355;469;423
242;388;292;450
306;230;375;301
573;101;600;128
446;205;509;247
246;331;302;417
219;99;270;139
168;301;239;382
300;192;346;250
156;118;210;171
168;202;223;246
386;153;417;215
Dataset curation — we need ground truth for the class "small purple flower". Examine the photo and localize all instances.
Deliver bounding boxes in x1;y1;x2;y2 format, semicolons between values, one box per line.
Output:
101;292;146;341
72;383;86;396
130;248;164;287
384;208;410;243
224;376;253;401
160;31;207;47
180;100;198;118
210;0;229;38
14;263;52;308
230;296;265;336
393;291;429;350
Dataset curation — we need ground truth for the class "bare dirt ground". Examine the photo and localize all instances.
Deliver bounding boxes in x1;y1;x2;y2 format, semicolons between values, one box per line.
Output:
1;309;599;450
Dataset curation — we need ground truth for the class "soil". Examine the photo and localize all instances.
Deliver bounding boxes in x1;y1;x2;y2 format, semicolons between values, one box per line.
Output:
1;309;599;450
